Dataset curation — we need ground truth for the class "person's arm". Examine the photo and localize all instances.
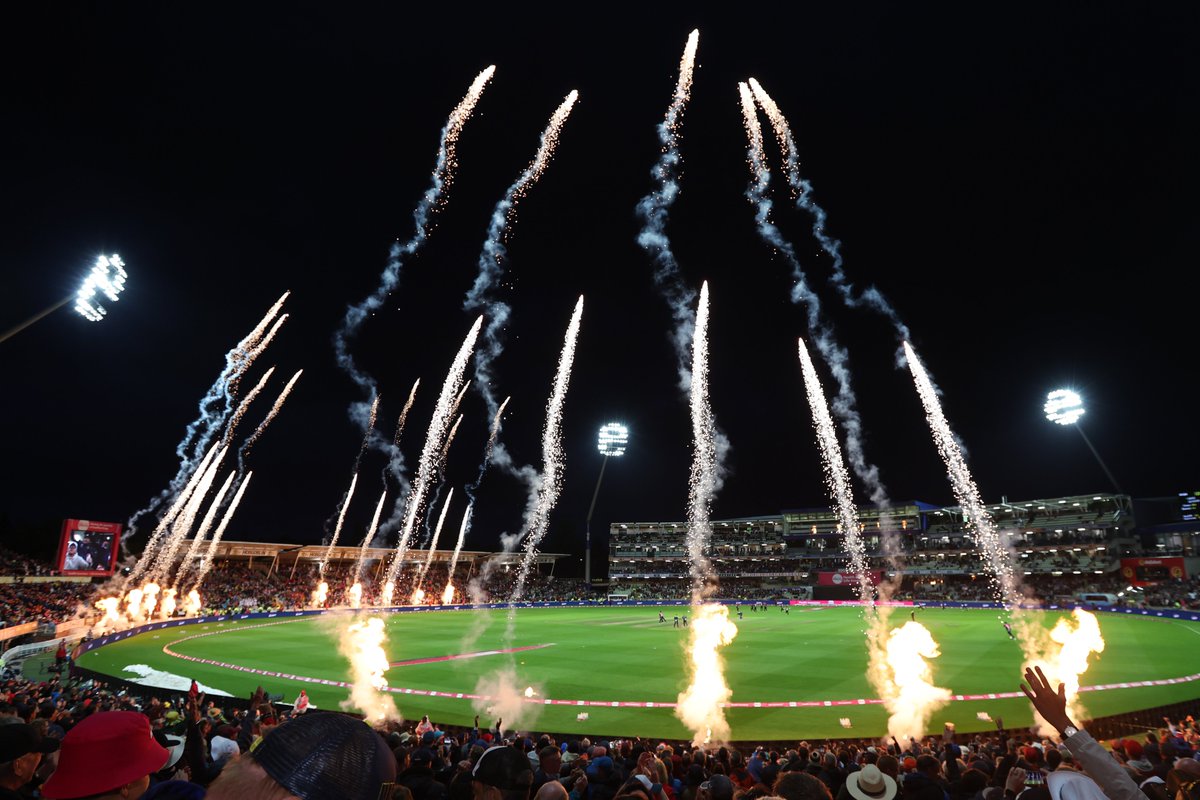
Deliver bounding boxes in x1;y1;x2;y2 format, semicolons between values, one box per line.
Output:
943;726;960;783
238;687;264;753
1021;666;1141;800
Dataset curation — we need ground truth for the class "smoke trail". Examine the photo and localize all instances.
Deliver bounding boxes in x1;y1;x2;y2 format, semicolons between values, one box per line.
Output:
189;472;252;593
171;471;236;590
748;79;912;348
381;317;483;592
125;442;221;587
353;490;389;584
442;502;472;604
738;83;889;509
634;30;700;391
319;472;359;581
464;90;579;423
677;282;738;745
508;296;584;606
414;488;454;600
125;292;289;546
237;369;303;470
335;66;495;432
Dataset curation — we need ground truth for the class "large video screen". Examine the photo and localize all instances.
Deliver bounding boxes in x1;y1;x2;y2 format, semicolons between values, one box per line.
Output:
56;520;122;576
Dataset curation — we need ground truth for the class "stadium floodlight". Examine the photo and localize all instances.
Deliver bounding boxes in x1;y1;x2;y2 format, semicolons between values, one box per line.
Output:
586;422;629;584
1043;388;1121;493
0;253;129;346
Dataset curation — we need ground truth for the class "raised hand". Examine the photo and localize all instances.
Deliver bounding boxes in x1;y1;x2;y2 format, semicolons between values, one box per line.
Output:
1020;666;1073;736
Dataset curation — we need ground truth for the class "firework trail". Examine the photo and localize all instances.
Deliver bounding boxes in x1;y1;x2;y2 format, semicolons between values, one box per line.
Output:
381;317;483;593
677;282;738;745
319;472;359;581
796;339;873;603
220;366;275;447
237;369;303;470
189;472;252;593
171;471;236;590
353;490;389;584
324;397;378;540
738;83;890;511
354;395;381;471
414;488;454;600
463;90;579;424
508;296;584;608
422;413;464;546
124;442;220;588
379;379;419;500
125;292;288;547
748;79;912;347
146;446;228;586
635;30;700;391
335;66;495;435
442;502;472;604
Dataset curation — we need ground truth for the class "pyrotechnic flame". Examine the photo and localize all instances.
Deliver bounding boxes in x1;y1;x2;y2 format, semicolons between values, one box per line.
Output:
441;582;456;605
441;502;472;603
312;581;329;608
870;621;952;741
96;596;122;629
337;617;401;723
382;581;395;607
411;588;425;605
141;583;161;618
160;588;177;618
184;589;202;617
524;686;535;698
125;588;144;621
1023;609;1106;735
348;582;363;609
677;603;738;745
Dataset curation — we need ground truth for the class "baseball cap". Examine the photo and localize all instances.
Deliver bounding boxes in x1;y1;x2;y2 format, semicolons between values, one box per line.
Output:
42;711;169;799
412;748;436;765
473;745;535;791
210;735;240;762
251;711;396;800
153;730;187;771
0;723;59;762
631;774;663;795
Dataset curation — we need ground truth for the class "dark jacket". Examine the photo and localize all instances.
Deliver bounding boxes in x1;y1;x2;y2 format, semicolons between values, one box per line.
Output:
400;765;449;800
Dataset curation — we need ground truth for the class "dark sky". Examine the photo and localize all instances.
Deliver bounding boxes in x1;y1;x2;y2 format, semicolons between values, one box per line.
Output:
3;4;1197;575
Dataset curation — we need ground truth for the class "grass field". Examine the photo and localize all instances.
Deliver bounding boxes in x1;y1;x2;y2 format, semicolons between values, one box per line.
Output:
74;605;1200;741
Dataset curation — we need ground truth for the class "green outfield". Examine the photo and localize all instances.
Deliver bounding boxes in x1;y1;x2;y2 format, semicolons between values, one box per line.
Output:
75;605;1200;741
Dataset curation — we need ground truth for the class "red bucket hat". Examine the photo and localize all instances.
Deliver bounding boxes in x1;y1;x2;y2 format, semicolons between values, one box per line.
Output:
42;711;169;799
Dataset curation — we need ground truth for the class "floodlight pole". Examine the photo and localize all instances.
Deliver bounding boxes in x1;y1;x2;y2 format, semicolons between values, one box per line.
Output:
584;454;611;586
0;294;73;346
1074;424;1122;494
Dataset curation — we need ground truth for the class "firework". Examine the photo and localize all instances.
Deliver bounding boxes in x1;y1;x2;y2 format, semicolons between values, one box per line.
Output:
337;617;401;723
172;470;236;590
441;502;472;604
237;368;303;468
348;582;363;610
190;472;252;592
413;489;454;603
871;620;953;741
311;581;329;608
353;490;389;584
320;472;359;581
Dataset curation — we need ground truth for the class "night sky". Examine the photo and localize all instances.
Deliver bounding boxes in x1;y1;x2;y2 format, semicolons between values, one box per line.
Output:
3;5;1197;575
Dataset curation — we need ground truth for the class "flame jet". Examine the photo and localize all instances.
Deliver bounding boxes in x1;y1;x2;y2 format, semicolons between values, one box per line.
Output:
335;66;495;482
125;292;288;549
381;318;483;594
676;283;738;746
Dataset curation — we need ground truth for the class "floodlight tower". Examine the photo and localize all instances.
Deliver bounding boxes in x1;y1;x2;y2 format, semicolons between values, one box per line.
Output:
0;254;128;345
1043;389;1122;493
585;422;628;584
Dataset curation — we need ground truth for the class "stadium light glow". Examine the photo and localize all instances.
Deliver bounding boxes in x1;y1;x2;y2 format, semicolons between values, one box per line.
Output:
598;422;629;457
1043;388;1121;493
74;254;128;322
586;422;629;584
1044;389;1084;425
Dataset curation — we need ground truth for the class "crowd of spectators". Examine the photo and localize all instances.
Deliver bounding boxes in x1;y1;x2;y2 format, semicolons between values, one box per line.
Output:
0;663;1196;800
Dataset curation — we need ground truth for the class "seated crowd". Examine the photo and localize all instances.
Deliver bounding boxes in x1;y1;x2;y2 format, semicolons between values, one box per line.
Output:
0;665;1196;800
